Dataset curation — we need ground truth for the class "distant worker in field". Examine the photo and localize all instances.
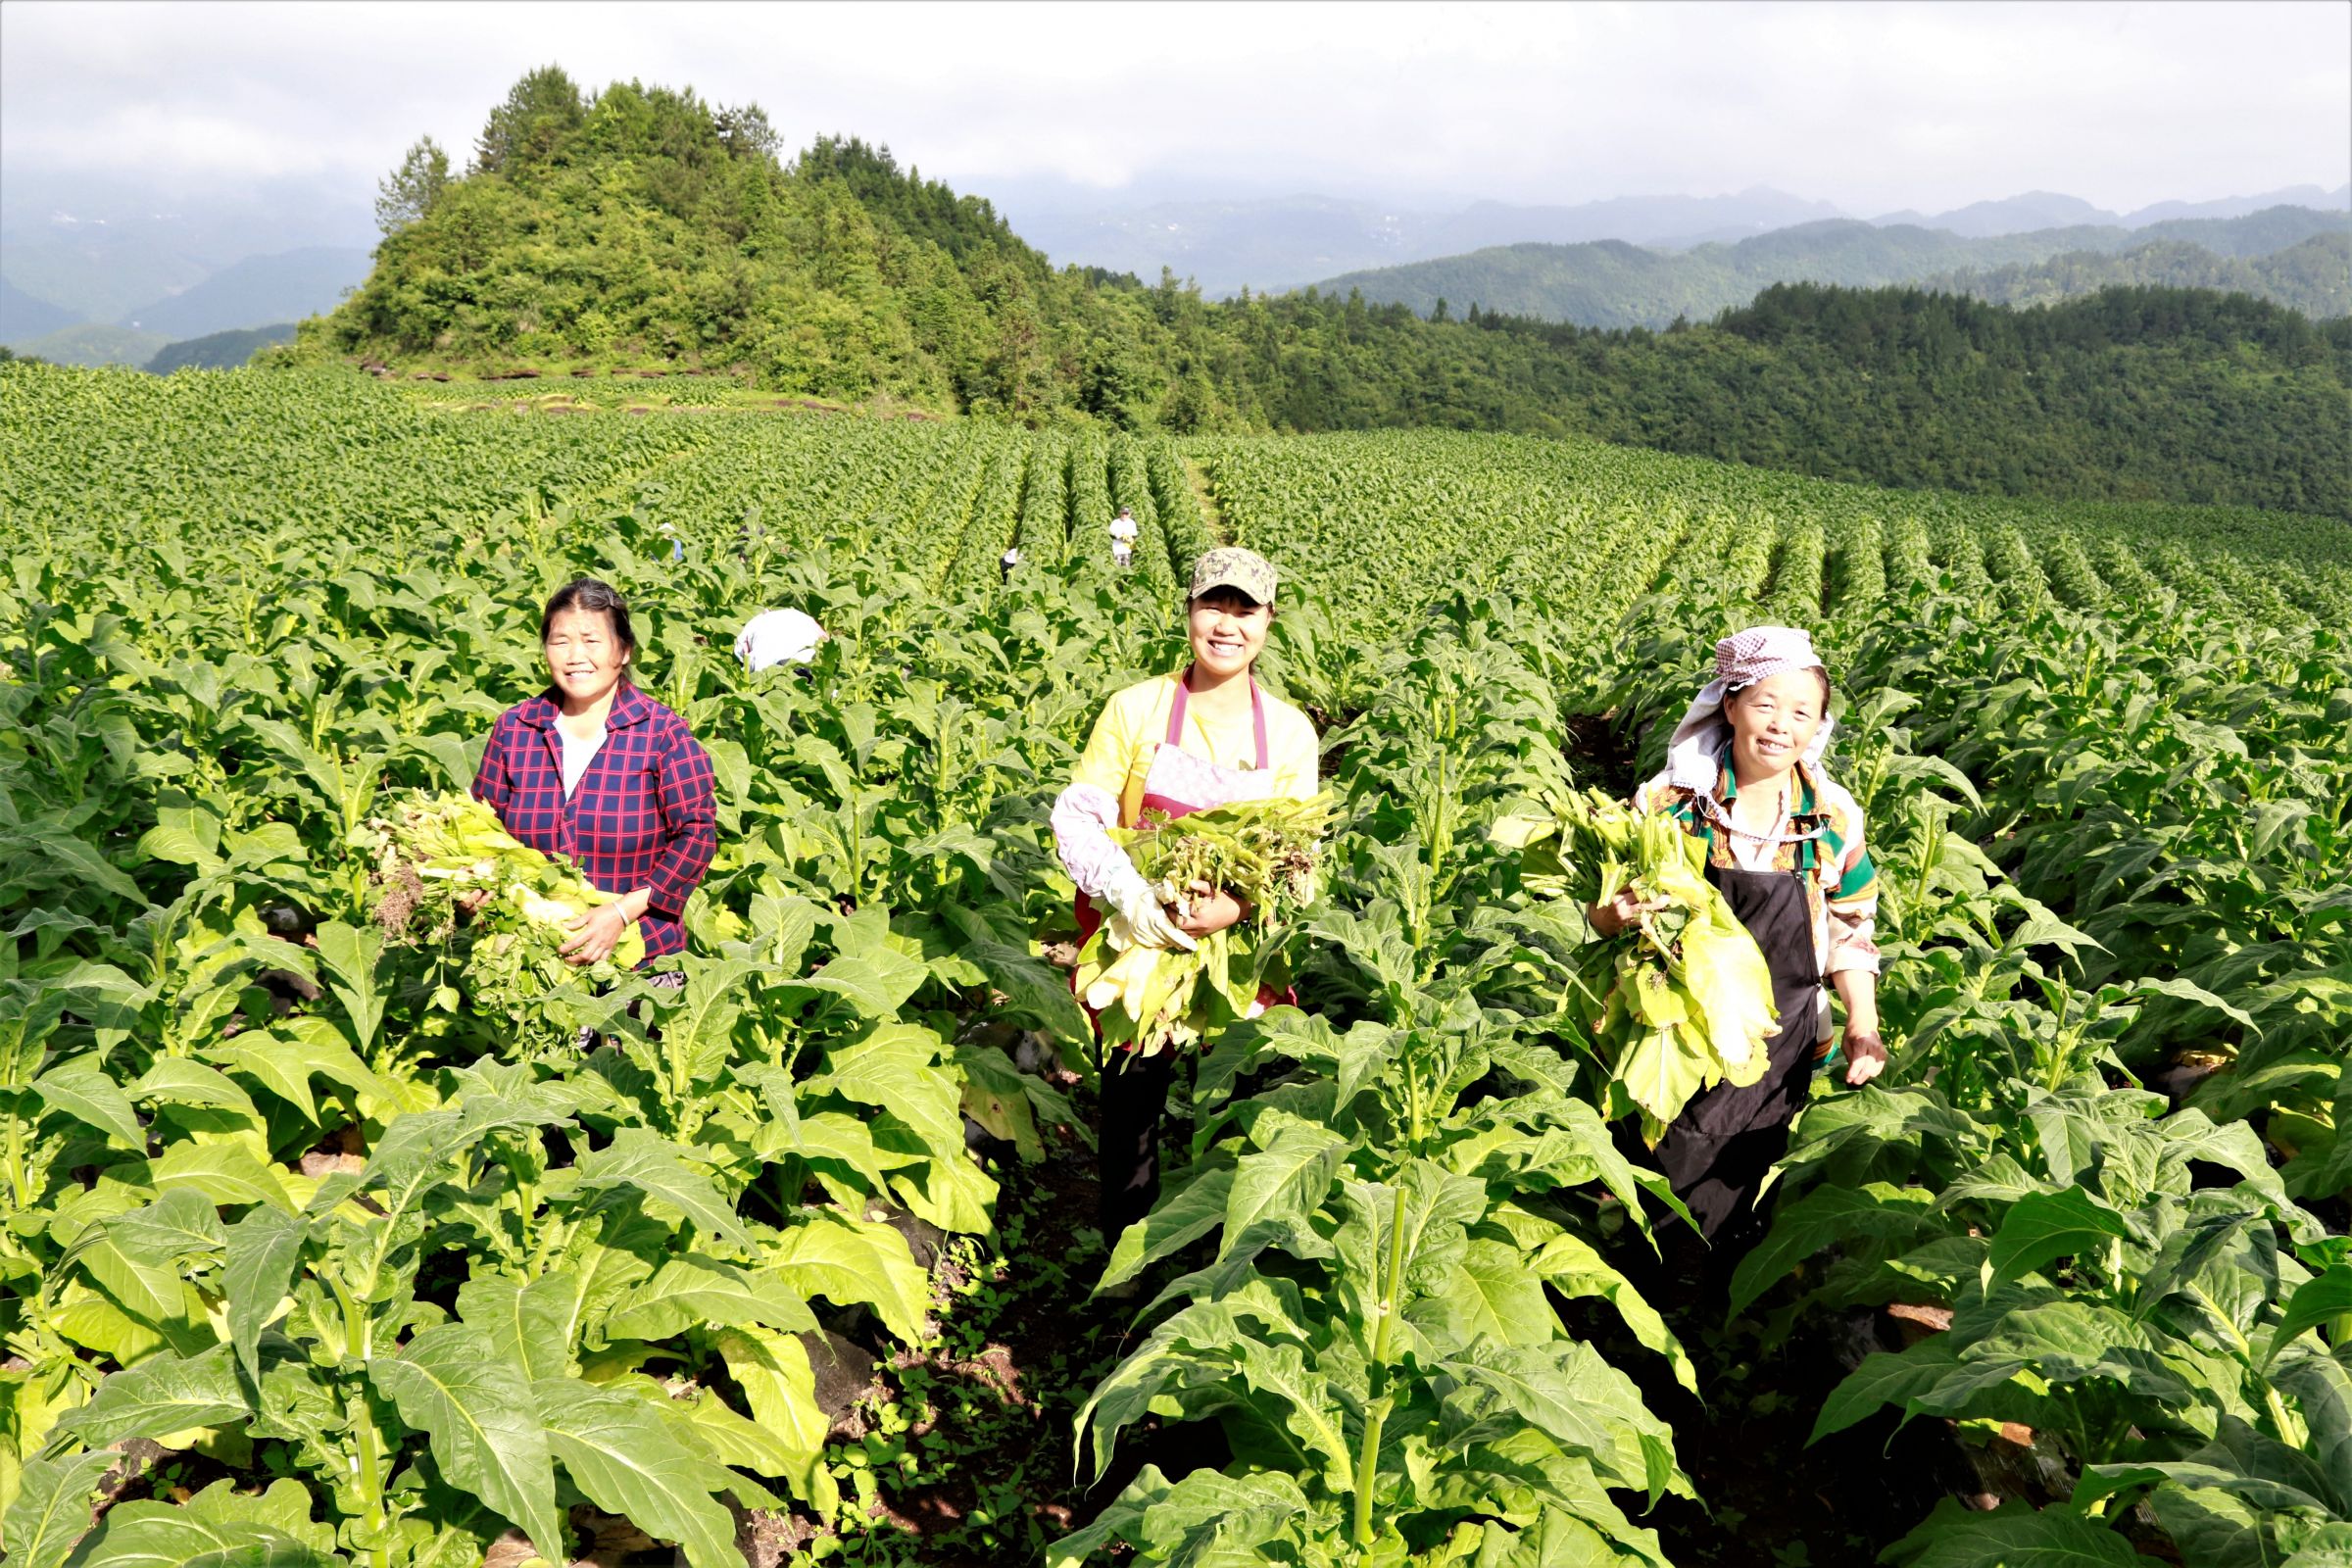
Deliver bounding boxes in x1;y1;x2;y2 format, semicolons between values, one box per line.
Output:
471;578;717;988
1001;544;1021;584
1108;506;1139;568
735;607;828;672
1590;625;1884;1266
1053;547;1319;1241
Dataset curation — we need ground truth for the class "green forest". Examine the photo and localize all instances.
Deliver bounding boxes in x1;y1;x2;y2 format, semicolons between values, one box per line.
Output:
1921;232;2349;317
302;68;2352;517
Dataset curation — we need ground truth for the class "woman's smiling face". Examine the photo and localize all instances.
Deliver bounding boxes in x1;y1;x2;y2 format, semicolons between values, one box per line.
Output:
543;607;629;707
1187;589;1272;679
1725;667;1828;781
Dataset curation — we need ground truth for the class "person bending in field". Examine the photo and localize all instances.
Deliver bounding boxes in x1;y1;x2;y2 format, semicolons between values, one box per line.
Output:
1053;548;1319;1242
1590;626;1885;1262
471;578;717;992
1108;507;1139;568
736;607;828;672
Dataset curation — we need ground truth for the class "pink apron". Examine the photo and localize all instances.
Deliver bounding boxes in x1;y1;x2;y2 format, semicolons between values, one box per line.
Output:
1074;670;1288;1033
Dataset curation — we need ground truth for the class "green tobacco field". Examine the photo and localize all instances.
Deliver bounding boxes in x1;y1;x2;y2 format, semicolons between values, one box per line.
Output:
5;362;2352;1567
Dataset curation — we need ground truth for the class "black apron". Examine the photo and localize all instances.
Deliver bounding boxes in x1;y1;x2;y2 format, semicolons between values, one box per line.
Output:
1650;862;1823;1243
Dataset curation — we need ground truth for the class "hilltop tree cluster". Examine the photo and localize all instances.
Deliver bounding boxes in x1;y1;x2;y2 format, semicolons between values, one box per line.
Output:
311;67;2352;515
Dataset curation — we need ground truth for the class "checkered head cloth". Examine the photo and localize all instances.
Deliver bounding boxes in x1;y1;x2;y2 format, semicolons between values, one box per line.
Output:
1664;624;1835;792
1714;625;1824;690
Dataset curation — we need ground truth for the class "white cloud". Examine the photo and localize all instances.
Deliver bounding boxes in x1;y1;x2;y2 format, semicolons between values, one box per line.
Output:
1;0;2343;215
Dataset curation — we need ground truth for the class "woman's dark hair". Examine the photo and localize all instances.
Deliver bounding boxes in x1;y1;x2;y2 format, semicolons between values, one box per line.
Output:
540;578;636;674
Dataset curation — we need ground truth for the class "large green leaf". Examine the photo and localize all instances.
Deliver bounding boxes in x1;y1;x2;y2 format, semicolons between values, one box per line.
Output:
311;920;386;1052
98;1188;228;1270
59;1344;248;1448
1099;1161;1235;1293
1810;1339;1962;1444
222;1206;307;1389
1984;1187;2136;1292
367;1324;561;1560
779;950;927;1023
131;1058;261;1119
1411;1236;1555;1351
764;1211;931;1346
1045;1466;1309;1568
29;1065;144;1149
1221;1109;1348;1262
601;1256;817;1342
2270;1267;2352;1367
1730;1182;1935;1315
1511;1220;1697;1395
60;1502;338;1568
1882;1497;2136;1566
1227;1338;1353;1494
1440;1340;1669;1496
804;1023;964;1150
3;1451;119;1568
65;1231;187;1333
572;1129;754;1251
939;907;1093;1045
456;1273;574;1382
533;1380;744;1568
146;1142;294;1212
211;1018;381;1125
714;1327;835;1511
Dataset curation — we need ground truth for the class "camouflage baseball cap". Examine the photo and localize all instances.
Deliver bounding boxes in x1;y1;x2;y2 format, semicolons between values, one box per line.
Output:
1188;546;1278;606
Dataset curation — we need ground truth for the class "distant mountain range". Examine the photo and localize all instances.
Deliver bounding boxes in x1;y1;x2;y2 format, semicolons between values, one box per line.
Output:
5;322;172;369
0;165;374;364
119;248;369;339
1871;183;2352;235
6;167;2348;364
0;237;370;366
146;322;300;373
1306;207;2352;329
1008;183;2351;297
1007;186;1853;296
0;274;78;340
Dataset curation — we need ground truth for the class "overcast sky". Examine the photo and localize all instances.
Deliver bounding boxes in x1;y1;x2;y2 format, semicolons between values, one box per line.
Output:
3;0;2346;220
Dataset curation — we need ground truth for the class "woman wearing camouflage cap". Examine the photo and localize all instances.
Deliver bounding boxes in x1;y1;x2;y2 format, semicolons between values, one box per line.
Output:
1053;546;1320;1241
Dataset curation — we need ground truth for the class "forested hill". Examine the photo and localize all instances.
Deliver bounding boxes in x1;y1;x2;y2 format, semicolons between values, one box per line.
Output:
304;69;2352;517
1503;284;2351;517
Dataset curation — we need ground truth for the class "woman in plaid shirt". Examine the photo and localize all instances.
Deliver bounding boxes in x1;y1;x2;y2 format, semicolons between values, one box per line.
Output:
471;578;718;971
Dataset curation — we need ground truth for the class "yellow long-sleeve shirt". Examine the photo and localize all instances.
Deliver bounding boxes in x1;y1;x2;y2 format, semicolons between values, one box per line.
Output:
1069;674;1320;808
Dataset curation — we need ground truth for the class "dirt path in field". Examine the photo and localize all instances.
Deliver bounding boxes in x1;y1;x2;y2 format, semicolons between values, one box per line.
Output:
1179;458;1231;544
821;1084;1215;1567
876;1085;1983;1567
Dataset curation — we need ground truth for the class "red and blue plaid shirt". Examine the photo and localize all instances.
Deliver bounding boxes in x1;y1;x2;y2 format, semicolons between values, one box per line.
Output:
471;684;718;961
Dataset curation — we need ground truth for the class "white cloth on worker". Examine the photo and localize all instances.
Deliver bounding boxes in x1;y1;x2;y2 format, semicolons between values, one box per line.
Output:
1664;625;1834;795
1108;515;1139;542
736;609;825;671
559;724;606;799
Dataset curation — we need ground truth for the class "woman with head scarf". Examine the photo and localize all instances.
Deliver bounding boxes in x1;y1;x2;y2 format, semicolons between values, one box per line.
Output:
1591;625;1885;1250
1051;547;1320;1241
